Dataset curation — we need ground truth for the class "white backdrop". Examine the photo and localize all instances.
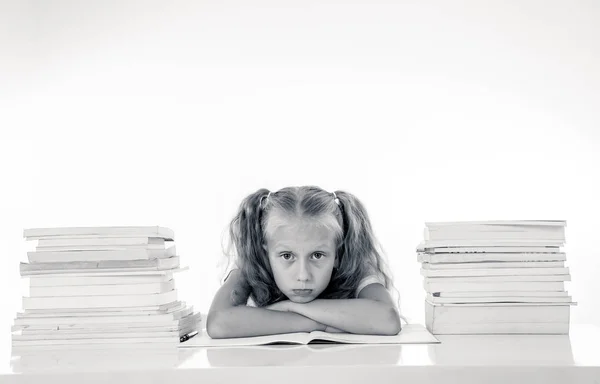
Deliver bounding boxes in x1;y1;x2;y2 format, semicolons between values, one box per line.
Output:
1;0;599;354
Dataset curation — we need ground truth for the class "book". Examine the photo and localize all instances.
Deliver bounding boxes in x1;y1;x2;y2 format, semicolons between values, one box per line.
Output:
423;280;565;293
36;237;167;248
424;274;570;283
11;336;181;347
432;290;569;298
20;267;188;277
421;261;565;269
425;293;573;304
20;256;180;274
181;324;440;347
13;330;188;341
29;280;176;297
417;252;567;263
418;239;565;249
420;267;569;277
424;220;567;227
424;301;572;324
22;290;178;310
424;232;564;242
14;320;196;332
13;225;203;352
19;301;186;316
428;322;570;334
23;226;175;241
419;246;562;254
28;273;174;287
14;312;201;333
14;320;194;332
32;244;167;252
14;306;194;326
27;246;177;263
418;220;573;335
424;222;566;241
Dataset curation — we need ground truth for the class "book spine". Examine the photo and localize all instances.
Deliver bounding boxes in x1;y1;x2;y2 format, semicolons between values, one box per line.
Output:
22;290;178;310
21;256;180;272
424;281;565;292
421;267;569;277
27;246;176;263
29;280;175;297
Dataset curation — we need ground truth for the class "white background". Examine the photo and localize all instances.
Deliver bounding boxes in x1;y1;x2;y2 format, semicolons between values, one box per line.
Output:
1;0;599;355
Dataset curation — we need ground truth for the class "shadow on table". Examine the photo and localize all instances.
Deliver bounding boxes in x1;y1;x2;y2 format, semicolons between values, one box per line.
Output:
11;347;198;374
206;343;403;367
428;333;575;366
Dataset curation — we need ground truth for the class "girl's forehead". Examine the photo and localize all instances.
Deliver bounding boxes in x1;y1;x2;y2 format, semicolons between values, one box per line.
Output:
264;211;339;243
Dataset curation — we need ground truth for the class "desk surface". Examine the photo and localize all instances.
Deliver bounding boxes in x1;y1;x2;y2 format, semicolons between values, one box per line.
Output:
3;324;600;384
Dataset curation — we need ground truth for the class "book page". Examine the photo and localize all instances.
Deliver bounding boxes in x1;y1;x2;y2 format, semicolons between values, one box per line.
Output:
182;331;310;347
305;324;439;344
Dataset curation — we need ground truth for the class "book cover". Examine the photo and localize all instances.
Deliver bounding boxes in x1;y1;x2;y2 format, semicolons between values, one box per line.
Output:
28;246;177;263
421;261;565;269
36;237;167;248
23;226;175;240
420;266;569;277
423;280;565;293
425;293;573;304
418;252;567;263
29;280;176;297
424;220;566;227
22;290;178;310
20;256;180;273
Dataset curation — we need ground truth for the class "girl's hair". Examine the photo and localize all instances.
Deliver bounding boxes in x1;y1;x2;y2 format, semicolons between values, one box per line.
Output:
222;185;397;307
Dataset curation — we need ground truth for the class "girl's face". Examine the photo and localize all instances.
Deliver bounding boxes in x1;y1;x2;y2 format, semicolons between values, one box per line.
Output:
264;211;338;303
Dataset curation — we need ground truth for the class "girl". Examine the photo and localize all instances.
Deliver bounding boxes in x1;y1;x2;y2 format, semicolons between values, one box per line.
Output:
207;186;403;339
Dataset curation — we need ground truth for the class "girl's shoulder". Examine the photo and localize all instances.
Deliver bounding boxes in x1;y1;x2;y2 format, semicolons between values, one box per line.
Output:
221;259;260;307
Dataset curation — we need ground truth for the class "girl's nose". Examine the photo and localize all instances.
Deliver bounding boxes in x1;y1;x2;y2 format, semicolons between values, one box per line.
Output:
296;260;311;282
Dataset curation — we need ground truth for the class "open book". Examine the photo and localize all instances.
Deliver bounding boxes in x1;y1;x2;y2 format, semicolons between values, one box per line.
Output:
180;324;439;347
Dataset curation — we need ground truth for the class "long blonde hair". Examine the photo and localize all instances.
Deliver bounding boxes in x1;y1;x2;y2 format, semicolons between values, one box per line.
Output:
223;186;397;307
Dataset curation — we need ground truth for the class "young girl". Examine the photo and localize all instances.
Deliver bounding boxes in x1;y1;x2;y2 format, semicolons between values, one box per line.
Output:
207;186;403;339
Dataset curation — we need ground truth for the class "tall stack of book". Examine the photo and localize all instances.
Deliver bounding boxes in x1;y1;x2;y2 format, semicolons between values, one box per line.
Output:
12;226;201;352
417;220;574;335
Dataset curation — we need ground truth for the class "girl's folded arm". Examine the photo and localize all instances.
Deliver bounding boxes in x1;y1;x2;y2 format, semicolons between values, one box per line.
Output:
206;270;326;339
283;283;402;336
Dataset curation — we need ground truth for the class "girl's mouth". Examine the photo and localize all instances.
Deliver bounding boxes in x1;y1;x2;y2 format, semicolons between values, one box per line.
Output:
292;289;313;296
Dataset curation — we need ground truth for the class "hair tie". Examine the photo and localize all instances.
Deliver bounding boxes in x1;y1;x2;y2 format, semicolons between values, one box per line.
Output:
332;191;340;206
260;191;271;208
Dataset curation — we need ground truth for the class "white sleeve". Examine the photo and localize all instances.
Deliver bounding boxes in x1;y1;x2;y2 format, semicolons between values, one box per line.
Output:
355;274;386;298
221;259;240;285
356;274;411;326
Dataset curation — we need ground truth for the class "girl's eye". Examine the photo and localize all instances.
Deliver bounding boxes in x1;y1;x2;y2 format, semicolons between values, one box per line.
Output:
312;253;325;260
280;253;293;260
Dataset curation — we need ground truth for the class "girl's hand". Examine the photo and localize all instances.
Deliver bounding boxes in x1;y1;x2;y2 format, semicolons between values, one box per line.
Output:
324;326;346;333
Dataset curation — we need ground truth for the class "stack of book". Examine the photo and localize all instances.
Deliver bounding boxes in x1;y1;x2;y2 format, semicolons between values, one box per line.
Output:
417;220;574;335
12;226;201;352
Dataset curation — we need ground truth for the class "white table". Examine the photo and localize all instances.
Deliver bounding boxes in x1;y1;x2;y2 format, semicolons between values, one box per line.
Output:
3;324;600;384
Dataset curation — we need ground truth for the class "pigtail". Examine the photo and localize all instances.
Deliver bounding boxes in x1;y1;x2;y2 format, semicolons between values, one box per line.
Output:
324;190;394;299
227;188;285;306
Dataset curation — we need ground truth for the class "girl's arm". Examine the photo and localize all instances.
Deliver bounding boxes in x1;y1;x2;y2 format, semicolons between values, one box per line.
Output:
267;283;402;336
206;269;326;339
